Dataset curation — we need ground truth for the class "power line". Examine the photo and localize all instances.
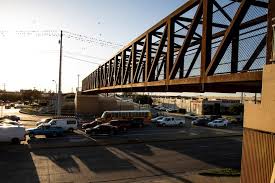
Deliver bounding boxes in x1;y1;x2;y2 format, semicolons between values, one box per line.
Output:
63;55;102;65
64;50;106;61
41;50;107;61
63;30;123;48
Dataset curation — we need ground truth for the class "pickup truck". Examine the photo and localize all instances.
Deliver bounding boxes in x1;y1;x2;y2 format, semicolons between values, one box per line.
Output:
157;117;185;127
26;124;64;138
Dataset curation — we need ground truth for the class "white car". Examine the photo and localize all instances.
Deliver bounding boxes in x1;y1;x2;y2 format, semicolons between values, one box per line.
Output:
48;118;78;131
0;125;26;144
207;119;229;127
36;118;52;126
158;117;185;127
152;116;164;123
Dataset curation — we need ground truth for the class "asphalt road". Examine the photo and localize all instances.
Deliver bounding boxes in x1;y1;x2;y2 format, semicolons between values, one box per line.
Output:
0;136;242;183
0;107;243;182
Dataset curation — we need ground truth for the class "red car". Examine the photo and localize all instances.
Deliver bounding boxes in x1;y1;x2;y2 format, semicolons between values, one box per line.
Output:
108;120;131;132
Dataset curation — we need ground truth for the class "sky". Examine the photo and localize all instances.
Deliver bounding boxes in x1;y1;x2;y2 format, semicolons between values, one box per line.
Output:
0;0;188;93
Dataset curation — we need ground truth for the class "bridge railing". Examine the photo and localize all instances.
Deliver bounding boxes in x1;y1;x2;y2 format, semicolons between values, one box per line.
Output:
82;0;269;93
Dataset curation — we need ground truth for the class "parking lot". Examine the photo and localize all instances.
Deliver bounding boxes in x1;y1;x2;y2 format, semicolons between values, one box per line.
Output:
0;107;243;183
1;107;243;148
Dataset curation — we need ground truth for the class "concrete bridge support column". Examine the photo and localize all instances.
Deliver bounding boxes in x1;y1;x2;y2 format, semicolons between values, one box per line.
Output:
240;65;275;182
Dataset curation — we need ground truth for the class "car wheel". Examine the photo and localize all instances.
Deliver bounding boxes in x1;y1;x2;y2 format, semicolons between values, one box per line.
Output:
179;122;183;127
68;128;74;132
11;138;20;144
162;123;166;127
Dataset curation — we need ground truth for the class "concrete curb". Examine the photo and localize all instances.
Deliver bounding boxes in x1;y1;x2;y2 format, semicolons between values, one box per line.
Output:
26;133;242;150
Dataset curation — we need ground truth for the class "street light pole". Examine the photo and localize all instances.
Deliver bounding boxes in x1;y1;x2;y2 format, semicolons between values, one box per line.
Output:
57;30;63;116
77;74;80;92
52;80;57;115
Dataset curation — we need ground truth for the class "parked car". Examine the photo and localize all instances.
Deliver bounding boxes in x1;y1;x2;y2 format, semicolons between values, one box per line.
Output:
26;125;64;138
158;117;185;127
152;116;165;123
208;119;229;127
4;105;11;109
48;118;78;132
82;120;102;129
192;118;211;126
130;119;144;128
85;124;118;135
4;115;20;121
166;108;178;113
0;125;26;144
1;119;22;126
108;120;131;131
159;107;167;111
36;118;52;126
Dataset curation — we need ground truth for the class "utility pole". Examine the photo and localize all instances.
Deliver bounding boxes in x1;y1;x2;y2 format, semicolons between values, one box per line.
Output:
57;30;63;116
77;74;80;92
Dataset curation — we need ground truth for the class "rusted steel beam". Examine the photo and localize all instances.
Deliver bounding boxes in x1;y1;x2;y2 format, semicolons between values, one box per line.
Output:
145;33;152;82
170;1;203;79
114;0;199;54
133;41;146;83
213;0;232;22
147;25;168;82
166;18;175;84
231;32;239;73
175;20;202;38
185;44;201;78
177;16;228;29
189;15;267;48
115;55;122;85
83;71;262;94
131;43;137;83
123;47;133;84
242;35;266;71
201;0;213;88
206;0;252;76
156;56;166;80
231;0;268;9
121;51;126;85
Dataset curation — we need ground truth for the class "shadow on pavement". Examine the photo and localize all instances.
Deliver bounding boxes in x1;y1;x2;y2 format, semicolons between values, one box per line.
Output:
0;144;40;183
31;146;137;174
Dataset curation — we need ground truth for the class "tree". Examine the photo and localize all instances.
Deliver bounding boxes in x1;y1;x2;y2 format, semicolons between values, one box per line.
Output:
21;90;42;103
228;104;244;115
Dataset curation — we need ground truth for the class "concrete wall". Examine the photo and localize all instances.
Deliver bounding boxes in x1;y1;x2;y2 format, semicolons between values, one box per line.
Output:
75;93;135;116
244;64;275;133
241;64;275;183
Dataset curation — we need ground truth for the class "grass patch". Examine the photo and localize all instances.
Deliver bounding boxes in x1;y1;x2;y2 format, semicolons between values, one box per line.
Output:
199;168;240;177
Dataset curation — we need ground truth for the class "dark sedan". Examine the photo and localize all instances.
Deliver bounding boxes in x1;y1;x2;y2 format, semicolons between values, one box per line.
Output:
82;120;102;129
4;115;20;121
85;124;118;135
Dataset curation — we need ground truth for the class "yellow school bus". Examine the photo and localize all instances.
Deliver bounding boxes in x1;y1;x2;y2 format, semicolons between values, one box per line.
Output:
98;110;152;124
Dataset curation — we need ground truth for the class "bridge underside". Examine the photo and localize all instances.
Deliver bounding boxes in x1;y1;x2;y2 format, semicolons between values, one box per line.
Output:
83;71;262;94
82;0;269;94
